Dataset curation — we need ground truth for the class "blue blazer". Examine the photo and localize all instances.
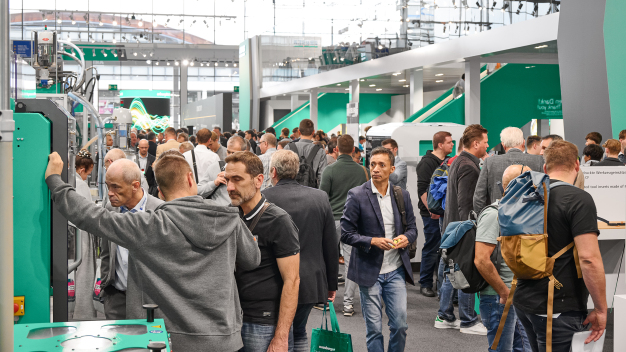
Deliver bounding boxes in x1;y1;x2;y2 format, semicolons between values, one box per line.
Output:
340;180;418;287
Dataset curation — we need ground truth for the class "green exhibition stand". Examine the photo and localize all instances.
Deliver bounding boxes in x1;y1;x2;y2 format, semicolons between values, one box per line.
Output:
13;112;52;324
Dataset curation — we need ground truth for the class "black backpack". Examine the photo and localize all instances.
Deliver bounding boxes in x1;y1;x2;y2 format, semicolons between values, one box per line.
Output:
440;205;502;294
288;142;321;188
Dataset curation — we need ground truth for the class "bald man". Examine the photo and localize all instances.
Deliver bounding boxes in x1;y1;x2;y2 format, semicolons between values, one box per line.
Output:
474;165;532;352
133;140;157;196
45;152;260;350
99;159;164;319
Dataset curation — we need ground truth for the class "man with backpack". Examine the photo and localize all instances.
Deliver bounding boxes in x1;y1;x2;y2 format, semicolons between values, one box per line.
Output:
513;140;606;351
474;165;532;352
284;119;328;188
436;124;489;335
416;131;454;297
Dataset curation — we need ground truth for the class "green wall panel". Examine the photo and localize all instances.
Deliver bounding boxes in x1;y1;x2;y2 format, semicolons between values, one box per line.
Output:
14;112;52;324
238;40;251;131
272;93;393;132
604;0;626;138
420;64;562;148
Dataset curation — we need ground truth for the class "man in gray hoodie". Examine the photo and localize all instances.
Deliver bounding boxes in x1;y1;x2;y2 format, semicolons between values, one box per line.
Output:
45;151;261;351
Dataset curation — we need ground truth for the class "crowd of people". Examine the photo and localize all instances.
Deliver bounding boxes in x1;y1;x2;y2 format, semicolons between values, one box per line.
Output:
47;119;622;352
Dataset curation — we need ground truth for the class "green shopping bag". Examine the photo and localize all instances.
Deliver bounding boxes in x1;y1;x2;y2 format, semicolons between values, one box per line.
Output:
310;300;353;352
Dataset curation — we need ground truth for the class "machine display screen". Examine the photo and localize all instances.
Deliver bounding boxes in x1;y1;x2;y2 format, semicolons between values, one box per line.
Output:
120;93;171;133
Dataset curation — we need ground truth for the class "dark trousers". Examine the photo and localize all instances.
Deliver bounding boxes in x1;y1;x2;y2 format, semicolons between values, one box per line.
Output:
419;216;441;288
289;303;315;352
102;285;126;320
515;308;589;352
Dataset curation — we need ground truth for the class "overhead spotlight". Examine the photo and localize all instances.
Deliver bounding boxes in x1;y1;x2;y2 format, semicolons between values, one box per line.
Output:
225;62;229;67
133;51;137;56
376;88;382;91
436;80;444;83
138;18;143;27
121;51;124;58
501;3;509;12
435;73;444;76
92;49;96;56
112;19;117;26
408;29;413;33
234;62;238;67
146;59;151;64
113;51;117;58
399;79;406;82
442;26;445;33
131;14;136;20
190;61;195;66
101;49;107;57
190;19;196;27
167;61;171;66
200;62;204;67
476;1;482;10
56;14;61;24
215;62;218;66
492;0;497;9
182;59;189;66
150;51;154;57
403;85;409;87
98;15;103;26
378;45;383;49
70;13;76;25
369;84;376;87
41;12;47;21
337;83;341;86
175;60;179;66
112;38;117;44
156;61;159;65
83;13;89;24
406;18;410;22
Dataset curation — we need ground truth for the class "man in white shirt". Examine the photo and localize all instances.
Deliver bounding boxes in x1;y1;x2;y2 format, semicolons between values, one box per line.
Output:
183;128;220;188
258;132;277;190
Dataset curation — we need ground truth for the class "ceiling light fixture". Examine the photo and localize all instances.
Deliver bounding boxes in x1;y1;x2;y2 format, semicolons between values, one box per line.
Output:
501;3;509;12
376;88;382;91
101;49;107;57
190;61;195;66
98;15;103;26
476;1;482;10
70;13;76;25
369;84;376;87
535;44;548;49
112;18;118;26
215;62;218;66
234;62;238;67
337;84;341;86
133;51;138;56
56;14;61;24
182;59;189;66
399;79;406;82
403;85;409;87
83;13;89;24
175;60;179;66
436;80;444;83
156;61;159;65
435;73;443;76
167;61;171;66
146;59;151;64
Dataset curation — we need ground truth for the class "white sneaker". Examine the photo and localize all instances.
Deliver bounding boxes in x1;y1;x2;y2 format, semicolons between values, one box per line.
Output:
434;316;461;329
460;322;488;335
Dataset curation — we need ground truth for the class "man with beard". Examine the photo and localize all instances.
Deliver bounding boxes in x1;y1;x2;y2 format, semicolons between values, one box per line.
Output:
224;151;301;352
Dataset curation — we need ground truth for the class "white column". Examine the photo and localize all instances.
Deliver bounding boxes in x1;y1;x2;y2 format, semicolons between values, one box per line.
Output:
347;79;360;144
410;69;424;115
309;89;318;128
180;64;188;127
465;60;481;125
291;94;299;111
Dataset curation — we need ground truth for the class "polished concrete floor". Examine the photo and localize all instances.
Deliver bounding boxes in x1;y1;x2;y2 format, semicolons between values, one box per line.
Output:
306;271;615;352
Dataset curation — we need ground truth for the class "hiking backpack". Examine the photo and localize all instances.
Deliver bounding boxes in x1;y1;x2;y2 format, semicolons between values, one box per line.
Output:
439;204;502;294
288;142;321;188
492;171;582;352
426;158;450;216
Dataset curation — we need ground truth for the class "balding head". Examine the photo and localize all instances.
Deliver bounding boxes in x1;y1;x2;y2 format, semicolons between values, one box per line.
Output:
104;148;127;170
105;159;143;208
138;139;149;157
502;165;532;192
227;136;247;156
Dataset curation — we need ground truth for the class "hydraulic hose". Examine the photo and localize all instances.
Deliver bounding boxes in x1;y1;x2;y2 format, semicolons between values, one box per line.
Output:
59;40;86;92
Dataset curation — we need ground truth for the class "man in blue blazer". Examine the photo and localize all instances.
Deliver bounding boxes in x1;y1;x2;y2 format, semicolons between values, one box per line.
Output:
341;147;418;352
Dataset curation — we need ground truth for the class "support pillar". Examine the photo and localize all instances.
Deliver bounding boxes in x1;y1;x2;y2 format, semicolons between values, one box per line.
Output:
347;79;360;144
180;63;188;128
309;89;318;128
291;94;299;111
537;119;550;137
173;67;180;128
465;60;481;126
410;69;424;115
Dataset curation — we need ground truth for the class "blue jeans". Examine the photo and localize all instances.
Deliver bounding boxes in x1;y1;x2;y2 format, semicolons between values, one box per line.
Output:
515;308;589;352
240;322;276;352
437;265;478;328
359;267;408;352
480;294;531;352
419;216;441;288
289;303;314;352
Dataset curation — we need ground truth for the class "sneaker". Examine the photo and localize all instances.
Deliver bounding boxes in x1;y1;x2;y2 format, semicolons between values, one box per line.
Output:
420;287;436;297
338;275;345;285
434;316;460;329
460;323;488;335
343;305;354;317
313;303;329;311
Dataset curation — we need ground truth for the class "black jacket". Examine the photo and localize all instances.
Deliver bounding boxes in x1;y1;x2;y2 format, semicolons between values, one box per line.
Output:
442;151;481;232
142;153;158;197
416;150;444;217
593;157;624;166
262;178;339;304
148;141;158;157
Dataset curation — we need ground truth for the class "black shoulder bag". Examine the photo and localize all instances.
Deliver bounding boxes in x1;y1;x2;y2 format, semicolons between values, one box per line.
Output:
392;186;417;259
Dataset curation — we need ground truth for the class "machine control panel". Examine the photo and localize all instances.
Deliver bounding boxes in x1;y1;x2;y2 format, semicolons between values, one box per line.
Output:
14;296;24;316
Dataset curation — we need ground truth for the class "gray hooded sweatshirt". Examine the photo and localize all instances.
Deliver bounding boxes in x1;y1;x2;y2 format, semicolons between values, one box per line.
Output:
46;175;261;351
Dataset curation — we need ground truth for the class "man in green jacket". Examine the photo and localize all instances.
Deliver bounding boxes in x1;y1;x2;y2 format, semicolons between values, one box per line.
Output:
320;134;369;317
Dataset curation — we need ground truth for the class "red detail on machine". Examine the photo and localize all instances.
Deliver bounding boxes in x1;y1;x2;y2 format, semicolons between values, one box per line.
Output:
42;38;50;41
14;303;19;313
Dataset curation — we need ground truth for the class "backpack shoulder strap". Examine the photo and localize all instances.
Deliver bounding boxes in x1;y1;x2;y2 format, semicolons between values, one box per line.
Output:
392;186;407;233
306;144;321;166
491;276;517;350
248;202;271;232
191;149;199;184
288;142;299;156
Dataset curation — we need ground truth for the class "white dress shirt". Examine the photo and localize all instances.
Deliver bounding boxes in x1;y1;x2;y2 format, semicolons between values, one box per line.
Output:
113;189;148;291
183;144;221;188
371;179;402;274
259;148;277;191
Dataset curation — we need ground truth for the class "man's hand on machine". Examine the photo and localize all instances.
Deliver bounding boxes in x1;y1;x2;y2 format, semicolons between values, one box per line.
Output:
45;152;64;179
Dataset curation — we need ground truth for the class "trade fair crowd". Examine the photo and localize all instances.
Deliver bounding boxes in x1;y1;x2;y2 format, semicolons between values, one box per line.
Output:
45;118;623;352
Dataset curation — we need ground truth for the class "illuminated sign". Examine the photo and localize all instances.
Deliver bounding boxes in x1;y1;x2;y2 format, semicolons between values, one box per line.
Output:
129;97;171;133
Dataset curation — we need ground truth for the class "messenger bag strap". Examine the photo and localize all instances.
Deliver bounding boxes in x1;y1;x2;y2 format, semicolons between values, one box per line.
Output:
491;276;517;350
248;202;271;232
392;186;407;233
191;149;199;184
547;276;555;352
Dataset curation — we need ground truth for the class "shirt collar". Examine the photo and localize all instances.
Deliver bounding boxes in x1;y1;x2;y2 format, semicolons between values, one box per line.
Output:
276;178;298;187
370;179;390;197
240;194;267;221
461;150;481;168
266;148;277;154
195;144;208;151
337;154;353;162
299;139;313;144
506;148;523;154
120;189;147;213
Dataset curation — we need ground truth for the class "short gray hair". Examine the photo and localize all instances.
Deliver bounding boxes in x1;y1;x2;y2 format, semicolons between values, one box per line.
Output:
500;127;525;149
228;135;247;151
112;159;142;185
179;142;194;153
270;150;299;180
104;148;127;163
262;133;277;147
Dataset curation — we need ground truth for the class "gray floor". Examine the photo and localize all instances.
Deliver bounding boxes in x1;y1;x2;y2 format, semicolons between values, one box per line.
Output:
306;272;615;352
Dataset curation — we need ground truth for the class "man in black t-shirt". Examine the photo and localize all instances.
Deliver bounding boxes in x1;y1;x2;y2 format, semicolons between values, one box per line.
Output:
224;151;300;352
514;140;607;352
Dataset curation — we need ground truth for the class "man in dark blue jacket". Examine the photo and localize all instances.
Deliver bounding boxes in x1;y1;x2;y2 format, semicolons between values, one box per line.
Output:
341;147;418;352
